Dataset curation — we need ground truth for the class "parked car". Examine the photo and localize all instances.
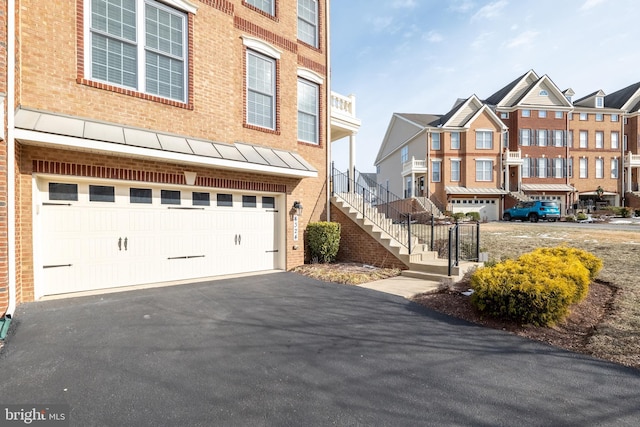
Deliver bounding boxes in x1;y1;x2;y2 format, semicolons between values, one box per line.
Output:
503;201;560;222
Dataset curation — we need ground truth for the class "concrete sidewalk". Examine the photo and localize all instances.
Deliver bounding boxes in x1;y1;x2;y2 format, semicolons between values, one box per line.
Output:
358;275;443;298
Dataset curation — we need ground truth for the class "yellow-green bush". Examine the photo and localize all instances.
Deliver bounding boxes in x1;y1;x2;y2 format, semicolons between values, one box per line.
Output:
306;222;341;263
470;247;602;326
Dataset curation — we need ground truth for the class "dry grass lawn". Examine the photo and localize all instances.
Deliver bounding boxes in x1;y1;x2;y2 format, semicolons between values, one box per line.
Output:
479;222;640;368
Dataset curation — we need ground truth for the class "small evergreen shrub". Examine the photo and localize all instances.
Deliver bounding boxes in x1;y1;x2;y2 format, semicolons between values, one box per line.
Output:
306;222;341;263
451;212;465;222
576;212;588;221
619;207;631;218
470;247;602;326
465;211;481;221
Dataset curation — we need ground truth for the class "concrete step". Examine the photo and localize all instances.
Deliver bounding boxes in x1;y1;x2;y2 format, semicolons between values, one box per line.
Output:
401;270;454;284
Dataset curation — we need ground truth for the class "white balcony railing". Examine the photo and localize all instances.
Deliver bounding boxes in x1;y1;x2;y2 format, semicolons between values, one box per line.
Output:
402;157;427;175
503;149;523;165
330;91;361;142
331;92;356;119
626;151;640;167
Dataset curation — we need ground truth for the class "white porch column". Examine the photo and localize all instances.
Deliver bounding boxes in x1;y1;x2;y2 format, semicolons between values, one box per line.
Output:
349;132;356;193
411;171;416;198
627;164;632;193
505;165;510;193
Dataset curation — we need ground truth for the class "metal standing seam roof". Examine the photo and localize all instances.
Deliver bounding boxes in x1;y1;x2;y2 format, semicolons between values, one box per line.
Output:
13;108;317;175
445;186;509;195
521;184;576;192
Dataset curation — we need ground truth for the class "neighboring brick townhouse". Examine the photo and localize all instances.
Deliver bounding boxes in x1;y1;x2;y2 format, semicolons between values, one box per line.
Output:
376;70;640;219
0;0;332;316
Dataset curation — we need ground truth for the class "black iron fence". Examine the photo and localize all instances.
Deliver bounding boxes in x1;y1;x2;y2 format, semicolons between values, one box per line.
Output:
331;166;480;268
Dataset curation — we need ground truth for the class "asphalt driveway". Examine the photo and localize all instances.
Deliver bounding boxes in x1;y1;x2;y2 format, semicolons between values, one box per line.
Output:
2;272;640;426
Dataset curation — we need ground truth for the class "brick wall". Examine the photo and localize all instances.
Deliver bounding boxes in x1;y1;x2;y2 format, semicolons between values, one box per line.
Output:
330;205;408;270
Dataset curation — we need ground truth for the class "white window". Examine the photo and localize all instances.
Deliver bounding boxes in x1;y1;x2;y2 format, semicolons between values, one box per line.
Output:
596;113;603;122
568;131;573;148
476;160;492;181
522;157;530;178
554;130;564;147
298;0;318;47
520;129;530;146
432;161;441;182
580;113;588;121
246;0;274;15
611;114;619;122
595;158;604;179
500;112;508;119
451;132;460;149
579;131;588;148
595;131;603;149
539;90;548;96
568;112;573;120
476;131;493;149
538;158;547;178
554;158;564;178
522;109;530;118
451;159;461;182
401;146;408;164
596;96;604;108
611;131;619;149
297;79;318;144
579;158;588;178
611;158;619;178
87;0;188;102
247;50;276;129
624;134;628;151
538;110;547;118
555;111;563;119
432;133;441;150
537;129;547;146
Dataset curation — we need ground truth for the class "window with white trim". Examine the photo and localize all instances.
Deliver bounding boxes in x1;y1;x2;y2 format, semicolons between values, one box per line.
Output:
579;112;588;121
595;158;604;179
537;158;547;178
596;96;604;108
247;50;276;129
611;131;619;149
297;78;319;143
579;158;588;178
611;114;619;122
596;113;603;122
579;131;588;148
537;129;547;146
432;133;441;150
87;0;188;102
595;131;604;149
401;146;408;164
451;159;461;182
298;0;318;47
554;158;564;178
554;130;564;147
568;131;573;148
451;132;460;149
624;134;628;151
476;131;493;149
538;110;547;118
500;112;508;119
555;111;563;119
522;109;530;118
522;157;530;178
475;160;492;181
246;0;274;15
431;160;441;182
520;129;530;146
611;158;619;178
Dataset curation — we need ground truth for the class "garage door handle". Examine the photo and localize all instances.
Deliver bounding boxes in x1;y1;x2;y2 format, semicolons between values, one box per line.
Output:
234;234;237;245
238;234;241;245
124;237;128;251
118;237;122;251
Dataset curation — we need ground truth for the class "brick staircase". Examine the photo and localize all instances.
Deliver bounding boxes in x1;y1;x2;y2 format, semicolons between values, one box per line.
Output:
332;193;479;284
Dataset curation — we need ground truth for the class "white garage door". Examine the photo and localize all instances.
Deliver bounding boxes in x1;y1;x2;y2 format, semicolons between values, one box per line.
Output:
450;198;499;221
35;179;283;297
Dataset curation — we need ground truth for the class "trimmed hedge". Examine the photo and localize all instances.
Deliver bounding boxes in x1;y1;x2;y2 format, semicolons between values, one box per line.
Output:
470;247;602;326
307;222;341;263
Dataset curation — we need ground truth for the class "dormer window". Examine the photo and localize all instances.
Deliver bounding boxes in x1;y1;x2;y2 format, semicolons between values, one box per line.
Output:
539;90;548;96
596;97;604;108
566;95;572;102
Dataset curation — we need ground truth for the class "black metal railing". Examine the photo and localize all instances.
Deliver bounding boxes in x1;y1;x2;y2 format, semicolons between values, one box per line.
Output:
331;166;480;263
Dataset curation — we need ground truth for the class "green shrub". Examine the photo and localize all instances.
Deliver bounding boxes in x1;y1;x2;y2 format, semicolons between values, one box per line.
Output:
306;222;341;263
619;207;631;218
451;212;465;222
565;215;576;222
576;212;588;221
465;211;481;221
470;247;602;326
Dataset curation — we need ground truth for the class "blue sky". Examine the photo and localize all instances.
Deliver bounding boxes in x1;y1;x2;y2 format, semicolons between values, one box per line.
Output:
329;0;640;172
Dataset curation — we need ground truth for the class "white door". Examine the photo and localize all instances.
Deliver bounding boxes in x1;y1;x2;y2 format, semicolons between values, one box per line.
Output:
37;179;282;297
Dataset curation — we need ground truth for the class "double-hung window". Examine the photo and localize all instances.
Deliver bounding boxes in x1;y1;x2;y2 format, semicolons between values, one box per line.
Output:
88;0;188;102
554;130;564;147
537;129;547;146
579;158;588;178
595;158;604;179
611;132;619;149
401;146;408;164
431;161;441;183
579;131;588;148
451;159;461;182
611;158;619;178
450;132;460;149
247;50;276;129
432;133;441;150
595;131;604;149
522;157;530;178
298;0;318;47
520;129;530;146
476;131;493;149
246;0;274;15
537;158;547;178
476;160;492;181
554;158;564;178
297;78;319;144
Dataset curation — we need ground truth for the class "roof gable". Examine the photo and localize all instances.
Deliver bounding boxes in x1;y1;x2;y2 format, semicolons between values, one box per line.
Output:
604;82;640;110
374;113;435;165
573;89;606;108
484;70;539;107
515;75;573;108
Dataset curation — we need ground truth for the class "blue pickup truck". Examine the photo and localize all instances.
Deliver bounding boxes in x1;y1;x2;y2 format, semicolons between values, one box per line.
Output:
502;201;561;222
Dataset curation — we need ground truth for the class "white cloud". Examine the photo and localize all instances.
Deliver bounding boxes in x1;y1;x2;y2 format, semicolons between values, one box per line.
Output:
423;30;443;43
448;0;475;13
472;0;508;21
580;0;606;10
471;31;494;49
368;16;394;33
391;0;418;8
505;30;539;48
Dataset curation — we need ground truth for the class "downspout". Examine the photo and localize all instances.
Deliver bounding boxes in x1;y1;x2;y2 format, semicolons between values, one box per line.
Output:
3;0;16;325
325;0;331;221
621;113;625;205
426;130;431;198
